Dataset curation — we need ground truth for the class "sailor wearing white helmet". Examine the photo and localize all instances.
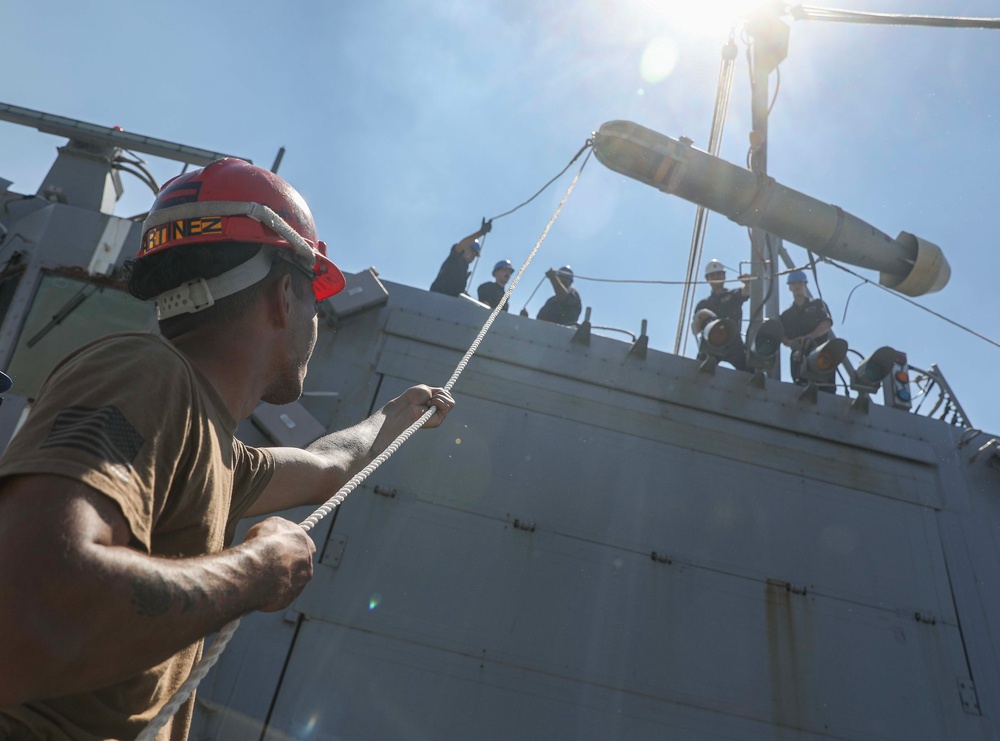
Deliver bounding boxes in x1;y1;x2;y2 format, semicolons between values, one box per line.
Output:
691;258;752;371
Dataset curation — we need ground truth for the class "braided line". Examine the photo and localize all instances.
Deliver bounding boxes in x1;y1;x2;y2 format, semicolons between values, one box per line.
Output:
135;620;242;740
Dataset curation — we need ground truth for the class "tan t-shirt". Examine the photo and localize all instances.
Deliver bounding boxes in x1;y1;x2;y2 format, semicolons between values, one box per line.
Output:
0;332;275;741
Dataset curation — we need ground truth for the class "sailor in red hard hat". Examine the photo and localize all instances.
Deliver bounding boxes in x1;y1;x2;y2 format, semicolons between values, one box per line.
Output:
0;158;455;741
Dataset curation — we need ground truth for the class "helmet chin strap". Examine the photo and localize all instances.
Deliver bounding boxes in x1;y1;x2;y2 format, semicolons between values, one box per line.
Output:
153;247;272;320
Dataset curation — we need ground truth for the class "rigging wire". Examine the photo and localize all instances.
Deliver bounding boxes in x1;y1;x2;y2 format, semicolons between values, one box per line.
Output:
517;275;547;315
136;146;595;741
464;228;488;294
840;279;866;323
112;164;159;196
744;40;756;170
465;139;591;294
488;140;593;222
571;273;753;286
767;66;781;117
115;155;160;191
676;31;738;356
824;259;1000;351
807;249;823;301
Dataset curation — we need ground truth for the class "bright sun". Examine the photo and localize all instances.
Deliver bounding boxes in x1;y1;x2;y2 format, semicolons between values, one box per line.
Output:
651;0;778;37
630;0;779;83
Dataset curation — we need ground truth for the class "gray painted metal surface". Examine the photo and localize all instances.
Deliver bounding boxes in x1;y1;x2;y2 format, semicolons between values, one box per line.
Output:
2;112;998;741
189;282;999;741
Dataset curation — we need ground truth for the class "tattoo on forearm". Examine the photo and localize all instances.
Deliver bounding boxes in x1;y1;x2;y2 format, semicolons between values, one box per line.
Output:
130;573;175;617
130;572;200;618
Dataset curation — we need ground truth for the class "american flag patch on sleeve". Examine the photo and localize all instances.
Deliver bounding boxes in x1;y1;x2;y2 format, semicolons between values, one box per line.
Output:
41;405;146;474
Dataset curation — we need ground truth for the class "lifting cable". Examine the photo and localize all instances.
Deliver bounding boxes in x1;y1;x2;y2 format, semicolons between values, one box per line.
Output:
136;143;594;741
823;259;1000;351
569;273;751;286
675;32;738;356
491;140;594;222
517;275;547;316
466;139;593;294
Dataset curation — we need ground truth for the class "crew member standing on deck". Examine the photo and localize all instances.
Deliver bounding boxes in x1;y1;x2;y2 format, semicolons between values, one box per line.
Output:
0;159;455;741
536;265;582;325
478;259;514;311
780;270;836;392
691;258;751;371
430;220;492;297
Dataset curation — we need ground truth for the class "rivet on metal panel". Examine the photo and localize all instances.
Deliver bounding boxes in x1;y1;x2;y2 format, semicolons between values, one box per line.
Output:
324;535;348;569
373;485;397;498
650;551;672;564
958;679;981;715
914;611;937;625
512;518;536;533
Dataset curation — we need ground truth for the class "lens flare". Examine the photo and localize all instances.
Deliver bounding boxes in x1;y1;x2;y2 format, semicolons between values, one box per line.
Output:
655;0;777;37
303;713;319;736
639;37;679;84
369;593;382;611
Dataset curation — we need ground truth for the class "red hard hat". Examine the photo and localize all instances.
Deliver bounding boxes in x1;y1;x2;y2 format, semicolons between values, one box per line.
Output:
138;158;345;300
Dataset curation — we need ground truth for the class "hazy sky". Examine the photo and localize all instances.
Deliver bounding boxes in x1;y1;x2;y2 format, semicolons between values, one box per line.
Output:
6;0;1000;431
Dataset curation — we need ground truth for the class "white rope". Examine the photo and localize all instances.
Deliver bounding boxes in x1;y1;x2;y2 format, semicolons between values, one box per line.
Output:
676;36;736;357
137;150;592;741
134;619;243;741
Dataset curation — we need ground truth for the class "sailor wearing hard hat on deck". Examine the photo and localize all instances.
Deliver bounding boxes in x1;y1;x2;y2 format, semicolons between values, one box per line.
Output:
478;259;514;311
780;270;836;392
691;259;752;371
430;221;492;297
536;265;582;325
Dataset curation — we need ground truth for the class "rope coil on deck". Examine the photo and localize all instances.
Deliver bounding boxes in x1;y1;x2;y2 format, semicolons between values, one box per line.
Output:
136;144;592;741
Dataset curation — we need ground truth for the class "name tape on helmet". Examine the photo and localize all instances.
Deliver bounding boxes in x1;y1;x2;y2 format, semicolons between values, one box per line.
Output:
140;217;224;255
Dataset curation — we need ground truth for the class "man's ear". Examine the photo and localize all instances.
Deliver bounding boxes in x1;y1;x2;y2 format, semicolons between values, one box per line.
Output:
265;273;295;329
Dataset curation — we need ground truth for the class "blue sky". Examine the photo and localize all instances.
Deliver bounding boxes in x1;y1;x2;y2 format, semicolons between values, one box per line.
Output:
6;0;1000;431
